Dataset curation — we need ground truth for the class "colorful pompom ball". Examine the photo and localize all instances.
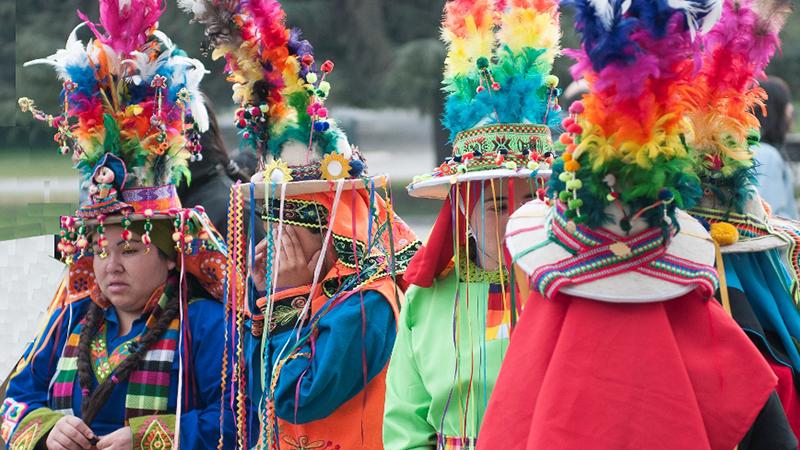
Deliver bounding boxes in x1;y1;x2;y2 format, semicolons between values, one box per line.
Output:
710;222;739;246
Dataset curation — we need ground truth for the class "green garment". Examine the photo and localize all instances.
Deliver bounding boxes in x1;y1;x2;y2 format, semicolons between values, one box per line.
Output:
383;259;515;450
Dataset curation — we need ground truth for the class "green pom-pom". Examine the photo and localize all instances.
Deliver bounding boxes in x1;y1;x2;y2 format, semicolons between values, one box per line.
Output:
558;172;574;182
319;81;331;96
568;199;583;210
306;73;318;84
566;179;583;190
457;164;468;173
558;191;571;202
476;57;490;69
564;208;576;219
545;75;559;88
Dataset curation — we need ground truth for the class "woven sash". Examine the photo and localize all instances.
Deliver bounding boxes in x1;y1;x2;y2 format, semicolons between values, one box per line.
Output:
529;205;719;299
49;299;179;420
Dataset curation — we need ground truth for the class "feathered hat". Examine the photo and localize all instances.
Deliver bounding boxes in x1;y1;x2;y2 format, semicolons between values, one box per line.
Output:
505;0;723;302
685;0;794;253
179;0;376;196
18;0;227;288
406;0;563;200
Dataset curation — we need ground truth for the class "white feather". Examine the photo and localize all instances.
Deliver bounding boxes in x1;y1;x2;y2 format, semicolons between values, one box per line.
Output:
23;23;89;80
589;0;616;31
177;0;207;17
668;0;723;38
169;56;210;132
152;30;175;51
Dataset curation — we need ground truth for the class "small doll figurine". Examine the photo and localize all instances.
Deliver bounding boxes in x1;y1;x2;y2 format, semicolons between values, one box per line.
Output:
87;153;127;205
90;166;117;201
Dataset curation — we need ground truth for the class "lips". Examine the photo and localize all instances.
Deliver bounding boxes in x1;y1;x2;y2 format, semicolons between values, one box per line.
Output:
106;281;129;294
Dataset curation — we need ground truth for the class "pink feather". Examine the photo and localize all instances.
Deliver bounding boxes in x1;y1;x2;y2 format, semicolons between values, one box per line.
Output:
78;0;164;54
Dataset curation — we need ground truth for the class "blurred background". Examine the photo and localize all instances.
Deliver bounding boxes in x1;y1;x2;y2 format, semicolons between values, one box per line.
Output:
2;0;800;407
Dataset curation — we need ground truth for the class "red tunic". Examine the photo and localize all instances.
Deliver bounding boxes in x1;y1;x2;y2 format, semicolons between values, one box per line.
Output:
476;289;777;450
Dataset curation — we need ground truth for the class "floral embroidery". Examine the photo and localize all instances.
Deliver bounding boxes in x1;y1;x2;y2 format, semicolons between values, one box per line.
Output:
134;417;174;450
8;420;39;450
1;398;28;443
90;323;136;383
281;434;341;450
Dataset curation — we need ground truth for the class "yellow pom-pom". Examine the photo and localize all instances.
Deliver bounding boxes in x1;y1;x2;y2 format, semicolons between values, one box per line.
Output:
562;152;573;162
710;222;739;246
545;75;559;88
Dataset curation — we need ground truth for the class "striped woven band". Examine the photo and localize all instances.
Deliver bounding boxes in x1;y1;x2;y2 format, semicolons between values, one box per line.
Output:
530;204;719;299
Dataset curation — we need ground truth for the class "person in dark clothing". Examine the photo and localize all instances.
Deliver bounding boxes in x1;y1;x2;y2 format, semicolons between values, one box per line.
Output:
178;100;264;242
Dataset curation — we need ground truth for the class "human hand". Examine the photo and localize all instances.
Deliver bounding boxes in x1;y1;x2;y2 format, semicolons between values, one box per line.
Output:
275;227;317;290
46;416;95;450
95;426;132;450
251;238;269;292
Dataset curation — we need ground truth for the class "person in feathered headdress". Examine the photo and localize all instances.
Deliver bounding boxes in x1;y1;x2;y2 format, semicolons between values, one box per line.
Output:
179;1;420;448
685;0;800;438
382;1;562;448
476;1;792;448
1;1;237;449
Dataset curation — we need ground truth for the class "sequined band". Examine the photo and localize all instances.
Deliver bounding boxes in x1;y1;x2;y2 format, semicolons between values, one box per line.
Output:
452;123;553;157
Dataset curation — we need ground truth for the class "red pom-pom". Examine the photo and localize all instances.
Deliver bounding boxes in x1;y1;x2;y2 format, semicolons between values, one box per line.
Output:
121;230;132;241
569;101;585;114
559;134;573;145
320;60;334;73
567;124;583;135
302;54;314;66
476;85;485;93
491;82;500;91
536;188;547;200
561;117;575;129
250;107;261;116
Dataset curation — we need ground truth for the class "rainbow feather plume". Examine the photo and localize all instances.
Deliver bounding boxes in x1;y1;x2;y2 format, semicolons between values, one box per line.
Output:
551;0;722;227
22;0;208;189
684;0;791;210
181;0;350;160
442;0;563;140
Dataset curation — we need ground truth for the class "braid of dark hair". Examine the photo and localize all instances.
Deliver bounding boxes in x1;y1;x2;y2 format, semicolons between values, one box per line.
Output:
76;292;182;425
77;303;105;416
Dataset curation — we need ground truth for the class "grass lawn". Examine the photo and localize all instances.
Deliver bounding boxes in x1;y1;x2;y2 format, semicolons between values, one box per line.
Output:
0;149;75;178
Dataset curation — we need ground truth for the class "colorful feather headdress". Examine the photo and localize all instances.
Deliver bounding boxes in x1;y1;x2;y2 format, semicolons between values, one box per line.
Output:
407;0;563;200
18;0;220;263
180;0;365;187
551;0;722;230
685;0;791;212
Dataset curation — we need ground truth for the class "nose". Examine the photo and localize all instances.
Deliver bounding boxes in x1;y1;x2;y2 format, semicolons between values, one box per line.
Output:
103;250;125;274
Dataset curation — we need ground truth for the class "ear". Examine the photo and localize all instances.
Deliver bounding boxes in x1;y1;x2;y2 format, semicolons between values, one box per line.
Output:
167;259;177;271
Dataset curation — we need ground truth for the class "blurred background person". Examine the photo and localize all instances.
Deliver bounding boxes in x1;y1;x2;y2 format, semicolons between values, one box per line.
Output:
754;76;798;218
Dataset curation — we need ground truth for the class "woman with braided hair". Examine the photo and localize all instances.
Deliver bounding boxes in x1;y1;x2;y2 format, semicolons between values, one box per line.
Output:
1;1;237;448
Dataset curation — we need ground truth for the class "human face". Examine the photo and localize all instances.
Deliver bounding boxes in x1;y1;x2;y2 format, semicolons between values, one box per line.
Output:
92;225;175;314
469;179;535;271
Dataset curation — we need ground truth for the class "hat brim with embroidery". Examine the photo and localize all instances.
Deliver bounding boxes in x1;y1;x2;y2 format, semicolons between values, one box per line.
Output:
505;200;716;303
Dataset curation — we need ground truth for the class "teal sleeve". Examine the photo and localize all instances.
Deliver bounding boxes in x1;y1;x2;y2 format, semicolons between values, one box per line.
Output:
383;288;436;450
270;289;396;423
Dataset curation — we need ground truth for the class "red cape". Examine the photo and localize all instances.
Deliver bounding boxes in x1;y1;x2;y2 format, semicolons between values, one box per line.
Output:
476;289;776;450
